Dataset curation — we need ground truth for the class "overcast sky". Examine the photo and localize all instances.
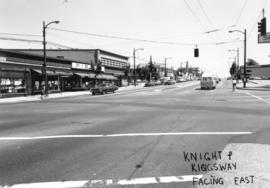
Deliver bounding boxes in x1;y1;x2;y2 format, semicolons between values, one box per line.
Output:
1;0;270;76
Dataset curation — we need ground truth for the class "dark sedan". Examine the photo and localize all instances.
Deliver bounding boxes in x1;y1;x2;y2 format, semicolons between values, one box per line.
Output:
90;83;118;95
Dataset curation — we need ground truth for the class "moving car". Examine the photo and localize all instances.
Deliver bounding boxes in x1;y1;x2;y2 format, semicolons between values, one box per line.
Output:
200;76;216;89
90;83;118;95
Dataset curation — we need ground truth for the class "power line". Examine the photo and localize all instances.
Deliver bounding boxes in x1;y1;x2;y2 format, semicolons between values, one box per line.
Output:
234;0;248;26
0;37;73;49
48;27;196;46
197;0;215;29
0;32;41;37
0;37;41;43
183;0;208;31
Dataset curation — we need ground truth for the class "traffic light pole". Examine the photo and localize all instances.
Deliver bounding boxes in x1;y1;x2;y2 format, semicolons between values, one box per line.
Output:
243;29;247;88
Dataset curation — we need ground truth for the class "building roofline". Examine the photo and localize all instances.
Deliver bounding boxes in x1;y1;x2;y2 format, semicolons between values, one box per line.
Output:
0;48;90;64
7;48;129;60
0;48;92;64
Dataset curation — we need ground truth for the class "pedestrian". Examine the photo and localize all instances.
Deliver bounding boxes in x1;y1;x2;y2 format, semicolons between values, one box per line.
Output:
41;84;45;100
232;78;237;91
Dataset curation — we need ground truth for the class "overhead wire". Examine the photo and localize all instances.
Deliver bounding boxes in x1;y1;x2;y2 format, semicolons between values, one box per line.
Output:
0;32;41;37
183;0;208;31
197;0;215;29
234;0;249;26
48;27;196;46
49;27;242;47
234;0;248;25
0;36;72;49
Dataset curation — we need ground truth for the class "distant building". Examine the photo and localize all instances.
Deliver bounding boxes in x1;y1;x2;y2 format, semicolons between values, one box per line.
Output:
240;64;270;79
155;63;175;79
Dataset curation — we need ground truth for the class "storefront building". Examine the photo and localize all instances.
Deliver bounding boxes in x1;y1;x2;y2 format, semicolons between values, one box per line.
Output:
12;49;130;87
0;49;96;98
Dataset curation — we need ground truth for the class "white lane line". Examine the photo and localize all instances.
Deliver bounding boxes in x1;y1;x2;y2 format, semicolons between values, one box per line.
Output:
245;92;270;105
0;132;253;141
1;174;203;188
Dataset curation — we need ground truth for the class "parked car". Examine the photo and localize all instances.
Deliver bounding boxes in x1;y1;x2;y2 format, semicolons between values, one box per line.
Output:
145;81;155;87
154;80;162;85
165;80;176;85
176;77;185;83
200;76;216;89
90;83;118;95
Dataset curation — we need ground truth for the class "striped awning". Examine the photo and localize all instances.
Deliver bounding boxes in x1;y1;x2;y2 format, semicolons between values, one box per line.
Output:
97;74;118;80
32;69;72;76
74;72;96;78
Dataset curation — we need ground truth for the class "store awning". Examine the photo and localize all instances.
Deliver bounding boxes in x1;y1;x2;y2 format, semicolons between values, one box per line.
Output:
97;74;118;80
74;72;96;78
105;69;125;76
32;69;72;76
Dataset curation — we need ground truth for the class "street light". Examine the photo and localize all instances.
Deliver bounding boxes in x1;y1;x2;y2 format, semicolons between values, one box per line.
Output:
228;48;239;72
229;29;246;88
133;48;144;86
43;20;60;96
164;57;172;77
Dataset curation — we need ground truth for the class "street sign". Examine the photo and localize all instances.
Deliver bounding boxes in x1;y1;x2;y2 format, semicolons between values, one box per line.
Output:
258;32;270;43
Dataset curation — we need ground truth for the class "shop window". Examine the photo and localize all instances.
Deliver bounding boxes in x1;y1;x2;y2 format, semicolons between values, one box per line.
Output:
0;78;26;94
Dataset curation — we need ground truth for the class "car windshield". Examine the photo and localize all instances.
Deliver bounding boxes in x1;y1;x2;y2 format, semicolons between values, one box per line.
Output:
2;1;270;188
202;77;212;81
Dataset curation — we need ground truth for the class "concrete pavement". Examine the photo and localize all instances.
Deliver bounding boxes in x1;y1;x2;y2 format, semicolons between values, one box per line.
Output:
1;80;270;188
236;79;270;91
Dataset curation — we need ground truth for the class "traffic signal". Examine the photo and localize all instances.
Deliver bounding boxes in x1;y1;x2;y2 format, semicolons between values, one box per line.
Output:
194;48;199;57
258;17;267;36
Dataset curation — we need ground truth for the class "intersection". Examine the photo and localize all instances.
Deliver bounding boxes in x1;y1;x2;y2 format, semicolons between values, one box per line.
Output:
0;80;270;188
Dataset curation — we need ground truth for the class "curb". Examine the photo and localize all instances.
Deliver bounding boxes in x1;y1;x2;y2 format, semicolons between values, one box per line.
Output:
236;87;270;91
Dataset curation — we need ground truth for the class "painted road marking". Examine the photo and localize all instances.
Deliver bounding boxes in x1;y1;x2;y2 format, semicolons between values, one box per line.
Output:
1;174;203;188
0;132;253;141
245;92;270;105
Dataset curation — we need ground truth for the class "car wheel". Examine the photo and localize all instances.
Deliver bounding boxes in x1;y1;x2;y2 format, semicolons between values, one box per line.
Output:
92;92;95;95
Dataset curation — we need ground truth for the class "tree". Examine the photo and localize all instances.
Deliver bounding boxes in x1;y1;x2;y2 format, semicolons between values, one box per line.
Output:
124;64;130;85
230;62;237;76
147;56;159;81
91;60;102;86
246;58;259;66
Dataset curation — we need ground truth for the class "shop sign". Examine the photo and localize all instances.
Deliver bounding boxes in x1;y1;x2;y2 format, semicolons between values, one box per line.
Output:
0;56;7;62
101;66;105;72
72;62;91;70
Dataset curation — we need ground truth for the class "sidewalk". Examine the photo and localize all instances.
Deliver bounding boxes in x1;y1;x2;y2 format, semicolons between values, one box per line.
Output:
0;85;145;104
0;81;197;104
236;79;270;91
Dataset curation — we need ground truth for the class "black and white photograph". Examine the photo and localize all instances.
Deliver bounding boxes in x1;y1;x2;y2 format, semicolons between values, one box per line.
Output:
1;0;270;187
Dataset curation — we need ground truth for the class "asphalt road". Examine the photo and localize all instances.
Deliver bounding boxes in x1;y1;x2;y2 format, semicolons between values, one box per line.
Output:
1;80;270;188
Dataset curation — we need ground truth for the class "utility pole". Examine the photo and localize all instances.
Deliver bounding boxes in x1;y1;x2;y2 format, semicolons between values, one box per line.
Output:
180;62;183;75
164;57;172;77
165;58;167;77
229;29;247;88
42;21;47;96
43;20;59;96
244;29;247;87
133;49;136;86
133;48;143;86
